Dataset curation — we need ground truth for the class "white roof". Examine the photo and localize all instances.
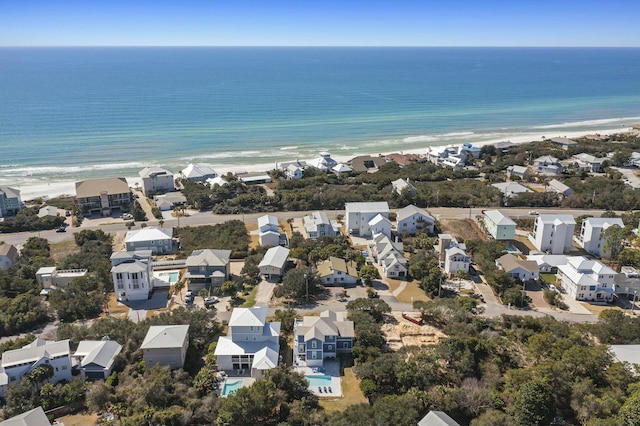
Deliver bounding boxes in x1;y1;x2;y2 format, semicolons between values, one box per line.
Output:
484;210;516;226
391;178;416;192
125;227;173;243
37;266;57;275
214;336;279;357
508;165;529;174
75;340;122;369
258;215;279;229
185;249;231;267
583;217;624;229
526;254;570;268
368;213;391;227
418;411;460;426
252;346;279;370
534;155;560;164
139;166;173;178
332;163;352;173
396;204;433;223
0;186;20;200
206;176;229;186
345;201;389;214
611;345;640;366
181;163;216;179
548;179;572;193
140;325;189;350
537;214;576;225
37;206;58;217
492;182;532;196
229;306;268;327
2;339;70;368
259;246;289;269
0;407;51;426
111;260;148;274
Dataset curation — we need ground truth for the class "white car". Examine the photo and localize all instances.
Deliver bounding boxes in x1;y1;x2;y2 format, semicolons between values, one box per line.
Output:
529;211;539;216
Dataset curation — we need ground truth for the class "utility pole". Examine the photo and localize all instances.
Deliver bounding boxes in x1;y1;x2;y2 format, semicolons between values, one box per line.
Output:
304;273;309;304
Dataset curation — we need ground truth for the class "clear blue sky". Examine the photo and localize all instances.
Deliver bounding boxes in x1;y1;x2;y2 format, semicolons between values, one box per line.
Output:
2;0;639;47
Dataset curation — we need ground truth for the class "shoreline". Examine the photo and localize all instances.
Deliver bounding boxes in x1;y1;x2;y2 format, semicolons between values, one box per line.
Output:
15;126;633;201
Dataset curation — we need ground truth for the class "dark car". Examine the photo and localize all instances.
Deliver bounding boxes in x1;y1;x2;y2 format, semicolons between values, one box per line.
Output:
56;226;66;233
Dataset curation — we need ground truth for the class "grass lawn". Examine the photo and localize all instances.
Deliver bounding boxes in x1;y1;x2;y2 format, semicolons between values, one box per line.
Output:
319;367;368;412
56;413;99;426
385;278;403;294
540;273;559;284
240;286;258;308
106;293;130;317
396;280;429;304
580;303;624;316
50;239;79;263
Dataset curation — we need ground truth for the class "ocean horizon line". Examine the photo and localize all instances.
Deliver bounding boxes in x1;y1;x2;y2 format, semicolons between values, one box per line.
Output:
2;45;640;49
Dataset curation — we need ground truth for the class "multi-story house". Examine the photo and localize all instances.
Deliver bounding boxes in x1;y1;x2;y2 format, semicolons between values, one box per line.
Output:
110;250;154;301
575;217;624;258
370;234;407;279
396;204;435;236
75;177;131;217
533;155;563;175
0;186;23;218
36;266;89;289
180;163;217;182
483;210;516;240
317;257;358;286
436;234;470;275
184;249;231;290
345;202;389;237
125;227;177;254
0;244;19;271
214;307;280;378
557;256;616;302
258;246;290;279
138;167;175;196
141;325;189;369
258;215;281;247
0;339;72;397
293;310;354;368
72;340;123;380
303;211;340;239
368;214;392;238
528;214;576;254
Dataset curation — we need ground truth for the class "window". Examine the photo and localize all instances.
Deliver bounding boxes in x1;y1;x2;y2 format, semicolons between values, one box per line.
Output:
312;341;317;349
327;345;332;351
311;352;317;359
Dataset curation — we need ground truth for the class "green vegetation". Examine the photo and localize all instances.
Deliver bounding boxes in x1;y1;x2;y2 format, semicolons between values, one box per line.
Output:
0;206;66;233
176;220;250;258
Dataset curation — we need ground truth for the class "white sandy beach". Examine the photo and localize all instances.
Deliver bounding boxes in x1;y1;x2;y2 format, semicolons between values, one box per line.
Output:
15;126;633;202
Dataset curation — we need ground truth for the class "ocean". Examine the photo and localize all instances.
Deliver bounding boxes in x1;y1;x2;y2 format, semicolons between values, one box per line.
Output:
1;47;640;199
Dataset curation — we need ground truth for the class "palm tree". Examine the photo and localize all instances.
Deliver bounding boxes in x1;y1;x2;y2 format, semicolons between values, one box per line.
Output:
173;281;185;300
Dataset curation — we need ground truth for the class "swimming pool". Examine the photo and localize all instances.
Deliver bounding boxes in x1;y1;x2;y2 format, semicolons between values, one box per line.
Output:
221;380;244;397
154;271;180;284
306;375;333;387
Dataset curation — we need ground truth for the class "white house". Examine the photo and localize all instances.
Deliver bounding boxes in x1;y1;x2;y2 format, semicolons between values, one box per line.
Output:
36;266;89;289
557;256;616;302
259;246;290;279
345;201;389;237
139;167;175;196
303;211;341;239
286;164;304;180
153;191;186;211
483;210;516;240
391;178;416;195
396;204;435;236
214;306;280;379
0;186;23;218
495;254;539;282
141;325;189;370
0;339;72;398
572;153;606;173
0;244;19;271
293;310;354;368
492;182;532;198
125;227;176;254
110;250;154;301
507;165;530;180
549;137;578;150
528;214;576;254
206;176;229;186
37;206;59;218
533;155;563;175
546;179;574;198
0;407;53;426
72;340;123;380
371;234;407;278
426;145;467;171
332;163;353;174
368;214;392;238
180;163;217;182
575;217;624;258
317;257;358;286
436;234;470;275
258;215;281;247
526;254;570;273
418;411;461;426
308;152;338;172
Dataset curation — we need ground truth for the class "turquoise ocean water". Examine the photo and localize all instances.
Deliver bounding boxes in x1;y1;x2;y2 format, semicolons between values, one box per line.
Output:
1;47;640;195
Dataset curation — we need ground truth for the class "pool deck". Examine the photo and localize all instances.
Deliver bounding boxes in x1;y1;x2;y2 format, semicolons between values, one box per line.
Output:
295;360;342;397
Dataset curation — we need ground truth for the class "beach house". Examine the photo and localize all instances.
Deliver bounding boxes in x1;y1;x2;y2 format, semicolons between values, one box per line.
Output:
139;166;175;196
557;256;616;302
75;177;131;217
345;201;389;238
0;339;72;398
180;163;217;182
293;310;354;368
396;204;435;236
528;214;576;254
0;244;19;271
258;214;281;247
495;254;539;282
483;210;516;240
303;211;341;239
153;191;187;211
533;155;563;175
258;246;290;279
0;186;23;218
206;176;229;186
36;266;89;289
349;155;387;173
140;325;189;369
436;234;470;276
572;153;607;173
370;234;407;278
368;214;392;238
308;152;338;172
575;217;624;258
37;206;59;218
546;179;574;198
285;164;304;180
184;249;231;290
391;178;417;195
110;250;154;301
549;137;578;150
491;182;532;198
506;165;530;180
0;406;53;426
317;257;358;286
72;339;123;380
214;306;280;378
125;227;177;254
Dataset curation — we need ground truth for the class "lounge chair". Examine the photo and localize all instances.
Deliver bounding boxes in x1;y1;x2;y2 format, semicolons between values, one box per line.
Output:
328;386;333;393
318;387;323;393
324;386;328;393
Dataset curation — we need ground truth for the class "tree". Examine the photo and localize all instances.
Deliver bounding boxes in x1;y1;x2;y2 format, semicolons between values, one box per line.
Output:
221;281;238;297
603;224;634;261
86;381;111;412
618;391;640;426
281;268;320;302
346;298;391;323
360;378;378;402
359;265;380;286
273;308;298;335
173;280;185;299
509;380;555;426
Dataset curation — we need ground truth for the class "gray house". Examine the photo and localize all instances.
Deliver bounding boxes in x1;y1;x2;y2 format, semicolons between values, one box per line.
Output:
139;167;175;196
72;340;122;380
293;310;354;368
0;186;23;218
125;227;177;254
141;325;189;370
185;249;231;290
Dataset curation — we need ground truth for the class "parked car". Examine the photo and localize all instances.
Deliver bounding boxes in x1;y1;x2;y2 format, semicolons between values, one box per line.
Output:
204;296;219;307
185;291;194;304
122;213;133;220
529;210;539;216
55;226;66;233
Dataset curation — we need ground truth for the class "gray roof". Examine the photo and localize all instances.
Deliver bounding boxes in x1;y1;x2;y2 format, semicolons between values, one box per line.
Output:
2;339;69;368
492;182;532;196
0;406;51;426
75;340;122;369
37;206;58;218
139;166;173;178
0;186;21;200
259;246;290;269
185;249;231;267
396;204;433;223
537;214;576;225
547;179;572;194
297;310;354;342
75;177;130;198
610;345;640;366
484;210;516;226
229;306;268;327
258;215;279;229
417;411;460;426
111;260;147;274
345;201;389;214
154;191;186;204
496;254;539;273
141;325;189;350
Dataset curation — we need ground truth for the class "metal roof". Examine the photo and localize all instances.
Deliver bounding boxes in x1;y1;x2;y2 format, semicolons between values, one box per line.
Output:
140;325;189;350
258;246;289;269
